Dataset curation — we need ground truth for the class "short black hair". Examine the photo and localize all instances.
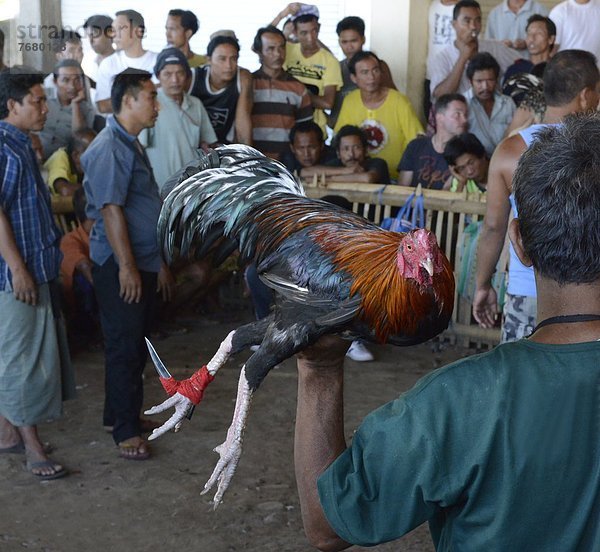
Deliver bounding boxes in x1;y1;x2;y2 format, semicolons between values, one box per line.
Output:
289;120;323;144
434;93;467;113
168;9;199;35
336;16;365;37
453;0;481;20
348;50;380;75
466;52;500;81
513;114;600;284
543;49;599;107
110;68;152;114
207;35;240;57
252;25;285;54
526;14;556;38
334;125;367;151
293;14;319;28
443;133;486;166
0;66;44;119
83;14;113;36
115;9;145;32
49;29;82;53
53;59;83;80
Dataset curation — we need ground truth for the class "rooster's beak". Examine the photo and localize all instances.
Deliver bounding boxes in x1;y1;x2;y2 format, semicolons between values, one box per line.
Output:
420;258;434;277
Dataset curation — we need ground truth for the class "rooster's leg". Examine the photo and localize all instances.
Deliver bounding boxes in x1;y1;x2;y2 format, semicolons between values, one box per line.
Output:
145;317;274;439
202;365;253;508
202;316;330;507
207;315;273;376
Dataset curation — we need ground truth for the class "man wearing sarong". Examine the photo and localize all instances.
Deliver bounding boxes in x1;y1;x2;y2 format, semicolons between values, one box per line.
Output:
0;67;75;480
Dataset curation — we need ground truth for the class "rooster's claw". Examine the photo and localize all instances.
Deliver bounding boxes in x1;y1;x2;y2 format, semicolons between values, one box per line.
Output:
144;393;194;440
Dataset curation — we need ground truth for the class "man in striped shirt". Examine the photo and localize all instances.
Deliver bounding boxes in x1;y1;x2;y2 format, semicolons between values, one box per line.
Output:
251;25;313;160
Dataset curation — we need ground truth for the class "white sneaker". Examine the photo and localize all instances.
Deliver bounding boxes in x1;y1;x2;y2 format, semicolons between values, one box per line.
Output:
250;345;260;352
346;341;374;362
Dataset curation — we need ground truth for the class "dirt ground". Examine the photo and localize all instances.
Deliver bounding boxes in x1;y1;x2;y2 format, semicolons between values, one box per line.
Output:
0;307;473;552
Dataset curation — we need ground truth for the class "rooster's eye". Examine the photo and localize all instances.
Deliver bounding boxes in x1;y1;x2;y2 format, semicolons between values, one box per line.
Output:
406;244;412;251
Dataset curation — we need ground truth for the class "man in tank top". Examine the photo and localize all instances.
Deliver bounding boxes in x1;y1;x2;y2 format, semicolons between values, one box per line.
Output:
189;34;253;145
473;49;600;342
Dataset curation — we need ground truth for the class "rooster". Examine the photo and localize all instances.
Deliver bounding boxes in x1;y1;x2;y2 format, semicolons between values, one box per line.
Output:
145;145;454;507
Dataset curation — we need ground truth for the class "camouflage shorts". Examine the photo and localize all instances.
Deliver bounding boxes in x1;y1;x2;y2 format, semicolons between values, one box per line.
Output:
500;294;537;343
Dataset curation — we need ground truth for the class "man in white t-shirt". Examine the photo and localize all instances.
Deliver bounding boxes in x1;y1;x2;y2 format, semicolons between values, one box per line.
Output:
549;0;600;59
82;15;115;84
427;0;458;80
95;9;158;113
430;0;519;99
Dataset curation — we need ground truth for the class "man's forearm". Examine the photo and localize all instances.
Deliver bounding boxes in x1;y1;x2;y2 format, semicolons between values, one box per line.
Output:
0;207;28;274
234;113;253;145
71;101;86;131
328;171;376;183
475;223;506;289
432;56;469;99
53;178;80;196
295;353;349;551
235;73;254;145
301;165;352;178
310;93;335;110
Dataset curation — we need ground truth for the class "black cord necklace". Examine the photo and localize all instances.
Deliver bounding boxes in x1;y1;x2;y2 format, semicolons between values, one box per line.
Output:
530;314;600;335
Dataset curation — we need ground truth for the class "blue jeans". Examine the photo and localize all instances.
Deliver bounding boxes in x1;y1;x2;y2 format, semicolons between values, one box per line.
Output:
92;256;157;444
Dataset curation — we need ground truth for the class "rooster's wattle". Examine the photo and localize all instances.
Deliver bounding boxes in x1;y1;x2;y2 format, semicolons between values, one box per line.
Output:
145;145;455;507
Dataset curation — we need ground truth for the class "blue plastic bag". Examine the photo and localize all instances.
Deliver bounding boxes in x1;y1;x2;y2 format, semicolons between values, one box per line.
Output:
380;192;425;233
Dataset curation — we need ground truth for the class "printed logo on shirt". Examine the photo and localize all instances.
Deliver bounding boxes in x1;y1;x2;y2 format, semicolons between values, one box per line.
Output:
417;154;450;189
287;63;324;82
360;118;388;154
433;14;454;46
208;107;230;129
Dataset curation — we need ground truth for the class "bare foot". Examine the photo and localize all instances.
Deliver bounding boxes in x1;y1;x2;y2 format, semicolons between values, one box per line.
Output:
0;415;21;449
26;457;67;479
18;424;66;478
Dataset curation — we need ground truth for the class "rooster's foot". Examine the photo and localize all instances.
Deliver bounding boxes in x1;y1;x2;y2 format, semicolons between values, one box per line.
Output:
201;367;253;508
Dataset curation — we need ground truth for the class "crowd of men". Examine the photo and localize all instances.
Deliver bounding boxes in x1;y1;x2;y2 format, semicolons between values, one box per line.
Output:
2;1;600;548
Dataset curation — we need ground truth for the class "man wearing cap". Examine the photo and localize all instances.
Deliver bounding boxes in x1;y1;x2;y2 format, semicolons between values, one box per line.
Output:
82;15;115;83
189;33;253;144
95;9;158;113
276;3;342;137
141;48;217;192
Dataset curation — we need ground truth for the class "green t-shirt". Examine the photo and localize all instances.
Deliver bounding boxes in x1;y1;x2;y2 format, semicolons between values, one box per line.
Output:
318;339;600;550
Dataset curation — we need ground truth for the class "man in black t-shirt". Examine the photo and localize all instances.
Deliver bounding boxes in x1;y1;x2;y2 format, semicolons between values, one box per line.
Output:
398;93;468;189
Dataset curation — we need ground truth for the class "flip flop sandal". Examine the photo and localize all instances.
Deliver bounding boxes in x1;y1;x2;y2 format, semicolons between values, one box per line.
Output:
26;460;68;480
118;442;151;461
0;443;25;454
0;441;54;455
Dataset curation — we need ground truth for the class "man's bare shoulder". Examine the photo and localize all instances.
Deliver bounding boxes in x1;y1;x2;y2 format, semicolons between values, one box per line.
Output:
487;133;527;194
490;133;527;171
495;132;527;161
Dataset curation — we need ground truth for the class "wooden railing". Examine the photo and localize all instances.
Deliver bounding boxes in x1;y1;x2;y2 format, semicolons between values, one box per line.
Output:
303;177;506;348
